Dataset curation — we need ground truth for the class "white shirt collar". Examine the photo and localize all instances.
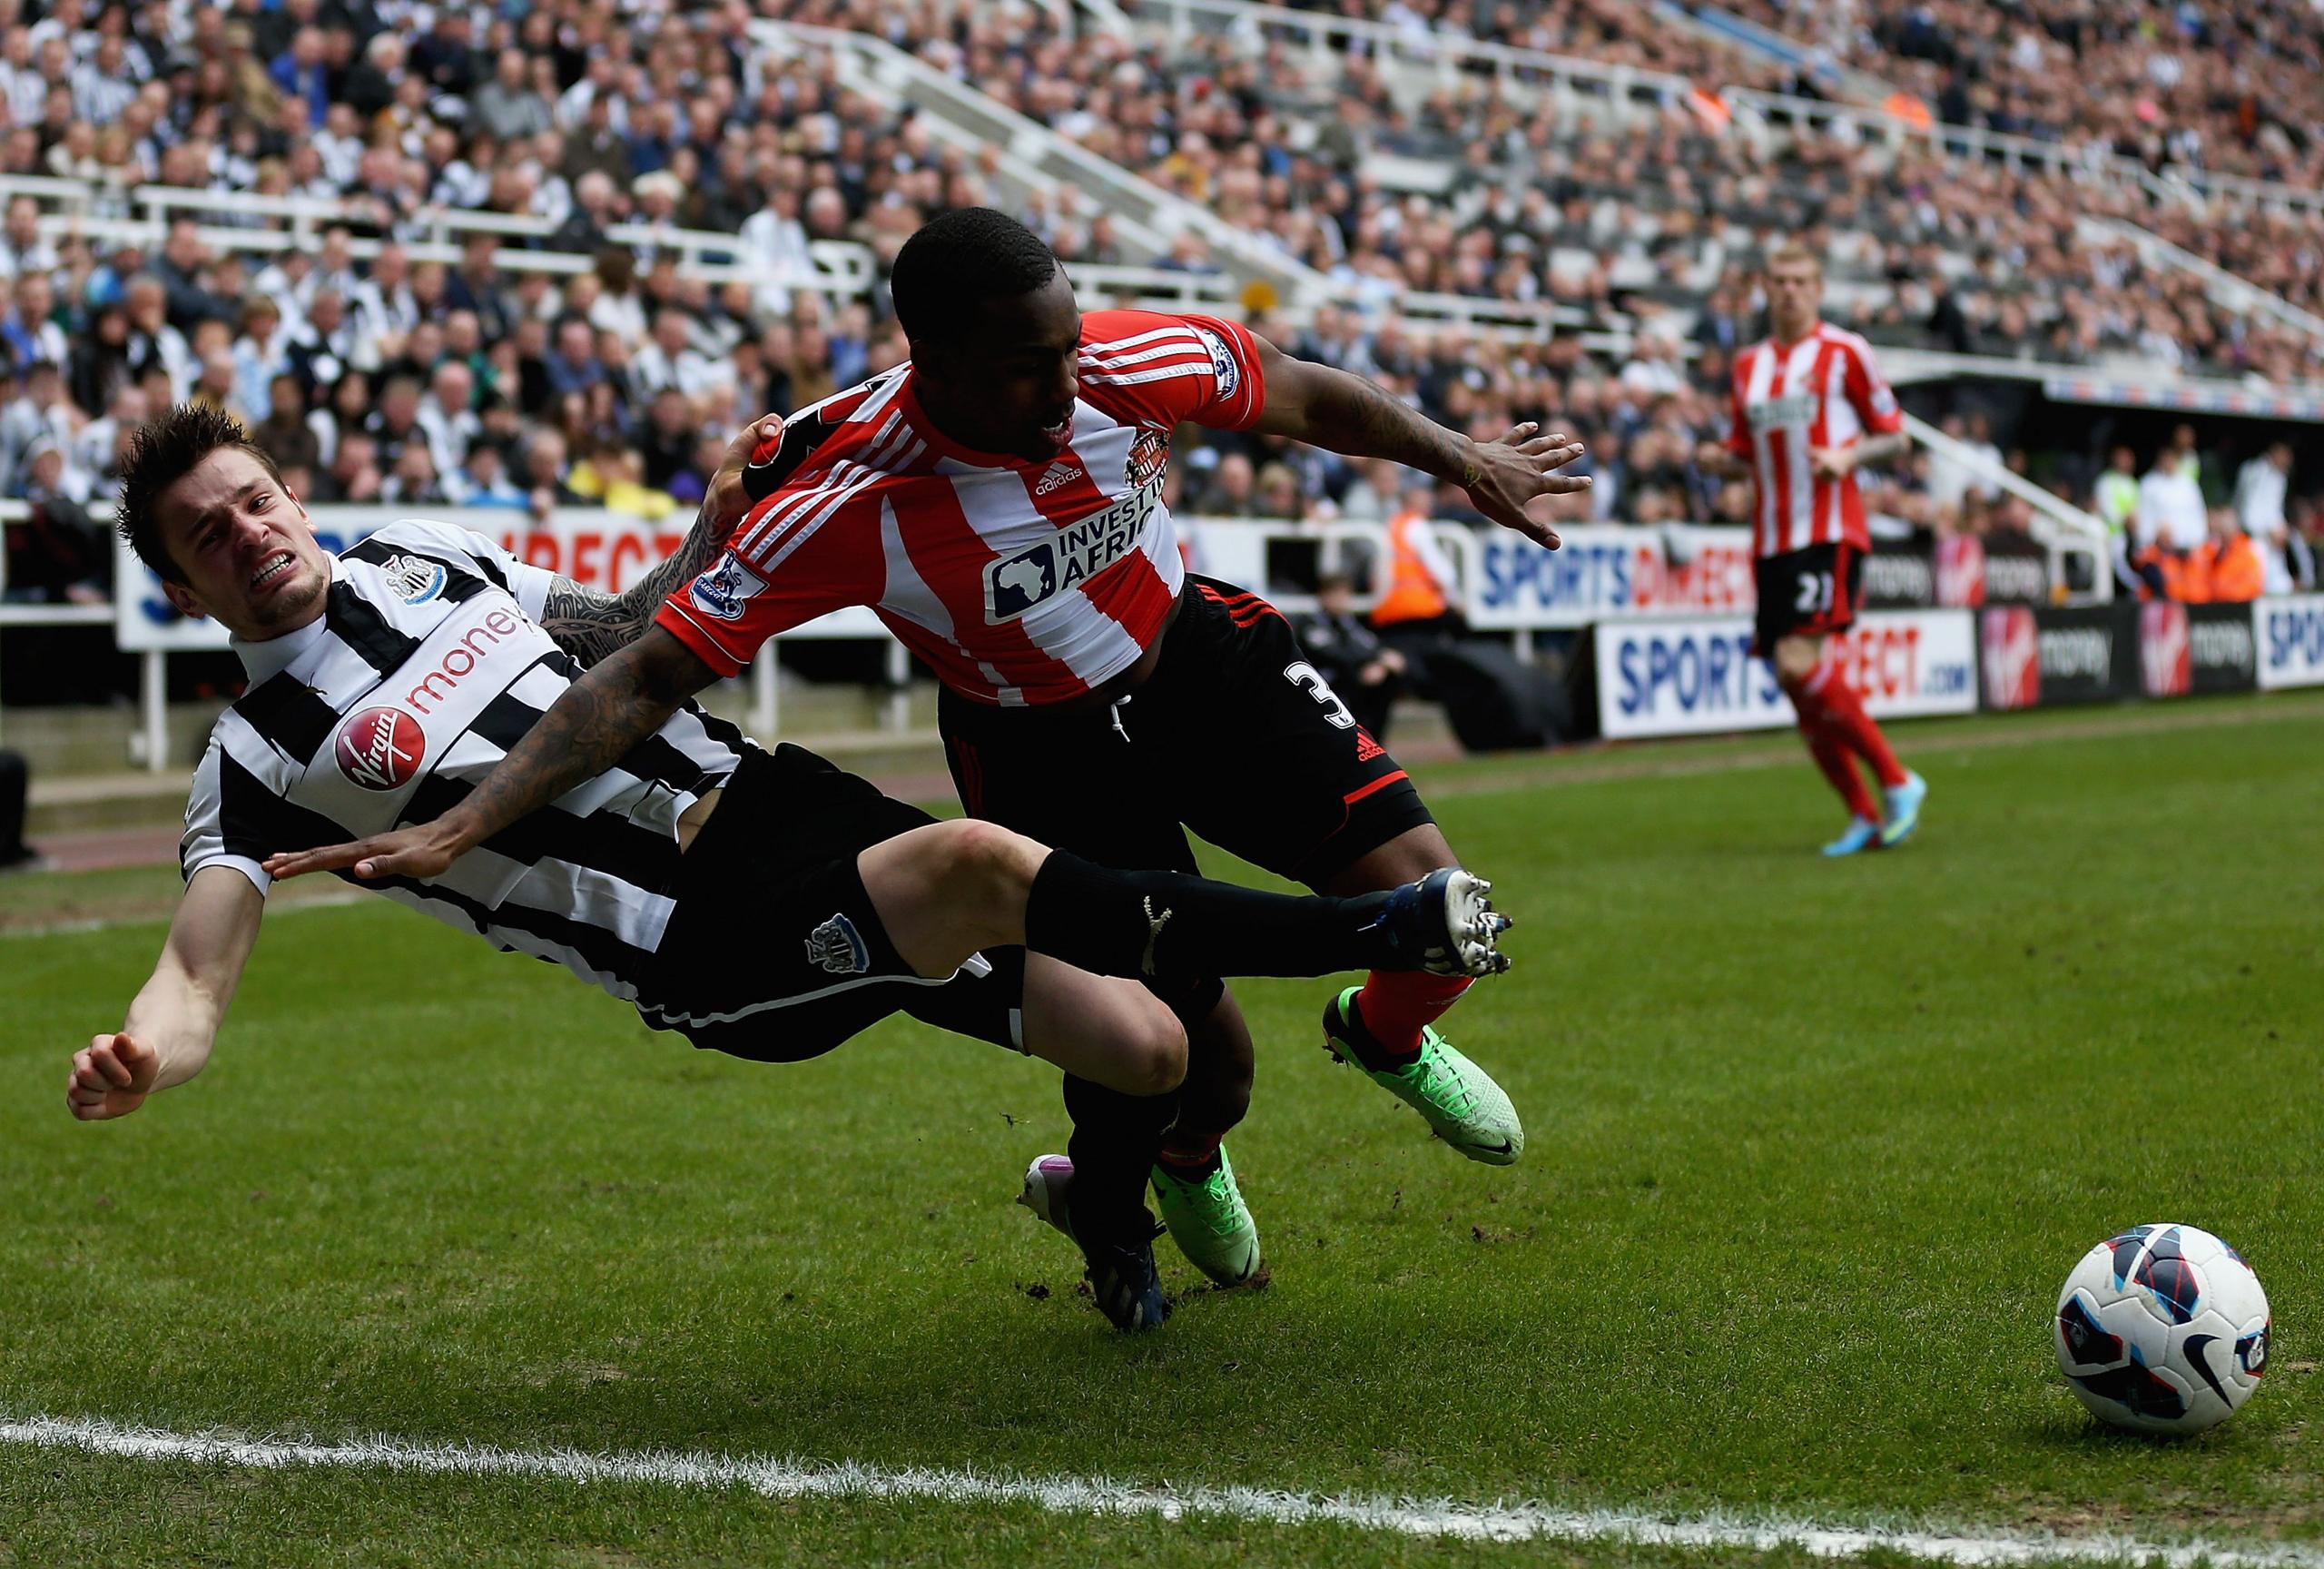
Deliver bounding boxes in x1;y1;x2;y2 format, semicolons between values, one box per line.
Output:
227;557;342;684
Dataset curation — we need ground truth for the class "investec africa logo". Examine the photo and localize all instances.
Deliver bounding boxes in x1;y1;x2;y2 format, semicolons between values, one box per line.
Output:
334;706;425;791
2141;601;2191;697
985;468;1166;623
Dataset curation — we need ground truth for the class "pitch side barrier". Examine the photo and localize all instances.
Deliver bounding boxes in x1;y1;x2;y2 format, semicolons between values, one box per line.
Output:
103;506;898;772
79;511;2324;765
1588;595;2322;740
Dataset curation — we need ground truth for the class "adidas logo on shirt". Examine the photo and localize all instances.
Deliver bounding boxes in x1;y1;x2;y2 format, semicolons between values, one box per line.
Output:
1033;460;1078;496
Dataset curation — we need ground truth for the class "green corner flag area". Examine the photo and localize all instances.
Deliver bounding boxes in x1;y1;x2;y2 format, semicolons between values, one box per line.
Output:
5;695;2321;1568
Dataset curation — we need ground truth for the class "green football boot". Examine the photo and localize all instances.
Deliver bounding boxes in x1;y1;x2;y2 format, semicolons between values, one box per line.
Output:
1322;985;1524;1165
1149;1145;1265;1288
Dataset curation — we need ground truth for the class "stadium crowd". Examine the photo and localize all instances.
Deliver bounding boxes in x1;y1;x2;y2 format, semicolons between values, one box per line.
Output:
1689;0;2324;192
0;0;2313;612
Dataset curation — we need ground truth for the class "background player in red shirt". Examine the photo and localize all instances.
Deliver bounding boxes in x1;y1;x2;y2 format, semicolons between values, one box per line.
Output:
1699;245;1928;857
279;210;1592;1331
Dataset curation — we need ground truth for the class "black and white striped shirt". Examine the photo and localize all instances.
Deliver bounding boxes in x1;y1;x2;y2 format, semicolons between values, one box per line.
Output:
182;519;751;1003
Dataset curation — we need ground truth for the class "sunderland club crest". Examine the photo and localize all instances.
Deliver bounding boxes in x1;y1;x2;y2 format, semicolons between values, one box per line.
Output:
1125;429;1168;491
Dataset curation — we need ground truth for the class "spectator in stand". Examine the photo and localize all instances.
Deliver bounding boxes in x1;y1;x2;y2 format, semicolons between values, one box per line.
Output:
2196;506;2265;604
229;296;294;426
325;430;384;505
1253;461;1307;523
0;194;56;280
5;271;67;374
1372;477;1466;647
6;436;103;602
455;442;529;510
2233;442;2294;595
522;427;584;518
418;360;482;479
251;371;320;475
364;374;428;472
2135;446;2210;598
1292;572;1408;740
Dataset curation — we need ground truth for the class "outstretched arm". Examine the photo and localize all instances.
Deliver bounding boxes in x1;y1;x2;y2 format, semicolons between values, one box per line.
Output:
261;625;719;883
69;866;265;1120
1248;337;1590;548
535;414;783;667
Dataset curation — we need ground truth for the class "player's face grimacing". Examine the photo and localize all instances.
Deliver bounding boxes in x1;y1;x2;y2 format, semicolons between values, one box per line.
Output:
153;448;333;640
918;271;1084;464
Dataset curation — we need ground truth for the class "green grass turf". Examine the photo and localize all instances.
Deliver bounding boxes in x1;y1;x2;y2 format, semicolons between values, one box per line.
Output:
4;693;2322;1565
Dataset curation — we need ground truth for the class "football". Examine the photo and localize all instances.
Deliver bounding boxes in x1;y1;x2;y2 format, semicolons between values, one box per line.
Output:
2055;1224;2271;1436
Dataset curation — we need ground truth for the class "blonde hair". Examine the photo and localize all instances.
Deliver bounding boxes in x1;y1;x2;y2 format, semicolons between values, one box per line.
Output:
1766;243;1822;276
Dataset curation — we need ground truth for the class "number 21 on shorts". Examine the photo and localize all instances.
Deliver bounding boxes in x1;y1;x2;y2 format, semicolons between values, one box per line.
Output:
1284;660;1355;729
1795;569;1835;616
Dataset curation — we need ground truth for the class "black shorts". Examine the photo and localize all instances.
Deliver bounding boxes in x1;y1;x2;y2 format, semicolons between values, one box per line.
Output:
1754;541;1865;656
940;577;1433;897
635;744;1029;1063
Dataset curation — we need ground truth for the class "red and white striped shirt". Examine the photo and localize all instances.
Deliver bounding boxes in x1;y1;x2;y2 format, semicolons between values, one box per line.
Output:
1725;322;1903;559
655;310;1266;706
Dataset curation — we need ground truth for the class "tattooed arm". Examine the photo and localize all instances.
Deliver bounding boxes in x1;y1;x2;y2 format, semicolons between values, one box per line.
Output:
261;626;717;883
535;414;783;667
1247;337;1591;548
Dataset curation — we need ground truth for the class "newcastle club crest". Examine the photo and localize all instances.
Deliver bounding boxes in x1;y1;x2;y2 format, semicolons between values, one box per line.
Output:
805;913;870;975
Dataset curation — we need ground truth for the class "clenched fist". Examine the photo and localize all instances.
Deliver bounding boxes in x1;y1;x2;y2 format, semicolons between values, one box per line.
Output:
68;1031;158;1121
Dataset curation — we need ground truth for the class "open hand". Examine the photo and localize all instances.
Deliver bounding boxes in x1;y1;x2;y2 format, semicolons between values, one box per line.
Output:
1456;421;1590;548
262;815;471;883
69;1031;158;1121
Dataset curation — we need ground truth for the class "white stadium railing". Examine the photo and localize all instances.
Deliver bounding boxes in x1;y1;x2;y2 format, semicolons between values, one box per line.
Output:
1899;411;2110;603
755;16;1326;302
1123;0;1689;111
0;173;878;302
2073;214;2324;348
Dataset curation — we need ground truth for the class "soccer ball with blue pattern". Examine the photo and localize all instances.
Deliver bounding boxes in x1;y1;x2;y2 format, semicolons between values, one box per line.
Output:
2054;1223;2270;1436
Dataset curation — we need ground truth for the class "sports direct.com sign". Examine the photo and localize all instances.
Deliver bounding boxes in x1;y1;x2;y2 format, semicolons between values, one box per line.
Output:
1465;527;1758;631
1594;609;1977;739
2255;595;2324;690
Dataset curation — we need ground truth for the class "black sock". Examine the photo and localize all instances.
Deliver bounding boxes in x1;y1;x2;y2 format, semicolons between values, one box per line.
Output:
1023;851;1395;981
1063;1072;1177;1244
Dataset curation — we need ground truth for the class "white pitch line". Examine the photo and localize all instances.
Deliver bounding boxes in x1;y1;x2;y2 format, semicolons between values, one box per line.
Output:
5;1415;2319;1568
0;890;367;939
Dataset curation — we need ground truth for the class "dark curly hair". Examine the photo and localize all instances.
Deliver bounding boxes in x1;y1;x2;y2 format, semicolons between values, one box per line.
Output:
888;207;1060;346
115;401;290;585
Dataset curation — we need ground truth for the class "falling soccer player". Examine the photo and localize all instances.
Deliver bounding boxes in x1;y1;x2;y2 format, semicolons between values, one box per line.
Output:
70;405;1512;1216
264;210;1589;1330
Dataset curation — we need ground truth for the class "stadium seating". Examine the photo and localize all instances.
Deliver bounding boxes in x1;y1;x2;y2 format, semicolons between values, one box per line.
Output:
0;0;2314;614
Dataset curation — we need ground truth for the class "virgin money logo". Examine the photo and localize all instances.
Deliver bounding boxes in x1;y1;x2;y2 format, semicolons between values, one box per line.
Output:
334;706;425;791
1981;607;2036;710
1936;536;1985;608
2141;602;2191;697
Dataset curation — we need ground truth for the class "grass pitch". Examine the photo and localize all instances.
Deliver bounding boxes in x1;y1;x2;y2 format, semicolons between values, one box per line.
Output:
4;692;2321;1566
